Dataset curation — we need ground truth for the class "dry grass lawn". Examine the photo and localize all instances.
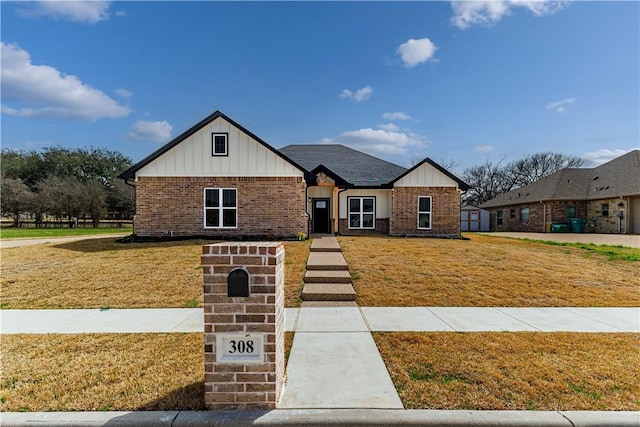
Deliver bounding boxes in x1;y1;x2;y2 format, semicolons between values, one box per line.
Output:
0;333;205;411
339;234;640;307
0;332;296;412
0;238;310;309
375;332;640;410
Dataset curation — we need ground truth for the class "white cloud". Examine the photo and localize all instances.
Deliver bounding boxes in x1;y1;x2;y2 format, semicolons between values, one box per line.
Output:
382;111;412;121
127;120;173;143
320;127;426;155
450;1;568;29
0;42;131;121
339;86;373;102
583;148;633;166
474;145;495;153
16;1;112;24
378;123;400;132
396;38;437;68
115;88;133;99
546;97;575;113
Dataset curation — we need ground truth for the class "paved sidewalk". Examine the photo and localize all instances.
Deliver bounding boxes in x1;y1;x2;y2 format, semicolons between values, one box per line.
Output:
0;233;129;249
2;409;639;426
3;307;638;334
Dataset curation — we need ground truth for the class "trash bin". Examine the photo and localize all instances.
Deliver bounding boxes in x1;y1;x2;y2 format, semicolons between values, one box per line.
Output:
551;223;569;232
569;218;586;233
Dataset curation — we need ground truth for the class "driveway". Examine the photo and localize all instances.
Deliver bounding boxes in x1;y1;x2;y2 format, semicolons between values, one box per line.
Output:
0;233;129;249
477;232;640;248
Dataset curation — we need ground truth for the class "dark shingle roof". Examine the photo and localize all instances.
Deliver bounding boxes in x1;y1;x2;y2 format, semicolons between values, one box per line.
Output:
279;144;408;187
480;150;640;208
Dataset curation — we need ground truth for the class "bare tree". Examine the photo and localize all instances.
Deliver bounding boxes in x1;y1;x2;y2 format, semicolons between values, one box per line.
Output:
462;152;589;206
1;178;34;226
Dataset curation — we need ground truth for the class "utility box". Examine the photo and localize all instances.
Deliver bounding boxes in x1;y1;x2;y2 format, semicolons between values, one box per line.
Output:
201;242;285;410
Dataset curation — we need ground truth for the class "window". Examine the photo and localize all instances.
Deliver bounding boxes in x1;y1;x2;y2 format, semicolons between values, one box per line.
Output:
497;210;503;225
510;208;516;219
211;133;228;156
520;207;530;222
567;206;577;219
204;188;237;228
602;203;609;217
418;196;432;229
348;197;375;229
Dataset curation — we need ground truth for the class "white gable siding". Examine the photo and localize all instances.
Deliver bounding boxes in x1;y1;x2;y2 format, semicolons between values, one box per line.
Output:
339;189;392;219
394;162;458;188
135;117;304;178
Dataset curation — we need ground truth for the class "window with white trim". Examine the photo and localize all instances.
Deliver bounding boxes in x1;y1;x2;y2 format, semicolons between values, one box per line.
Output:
204;188;237;228
211;133;228;156
418;196;432;229
348;197;375;229
520;207;530;222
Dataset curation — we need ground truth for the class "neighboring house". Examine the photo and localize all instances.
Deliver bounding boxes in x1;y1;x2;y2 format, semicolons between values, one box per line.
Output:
120;110;469;239
480;150;640;234
460;205;490;232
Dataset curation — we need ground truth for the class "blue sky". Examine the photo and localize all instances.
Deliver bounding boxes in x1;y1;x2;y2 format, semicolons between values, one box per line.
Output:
1;1;638;173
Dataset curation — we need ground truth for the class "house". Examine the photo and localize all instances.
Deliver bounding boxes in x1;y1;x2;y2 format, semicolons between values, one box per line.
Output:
480;150;640;234
119;110;469;239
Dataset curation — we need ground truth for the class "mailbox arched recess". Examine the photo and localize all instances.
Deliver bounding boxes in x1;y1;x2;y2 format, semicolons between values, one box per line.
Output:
227;268;250;297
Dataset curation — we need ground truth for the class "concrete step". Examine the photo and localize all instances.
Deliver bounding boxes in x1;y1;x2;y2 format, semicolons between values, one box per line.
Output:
301;301;359;307
306;251;348;271
310;236;341;253
304;270;352;284
301;283;357;301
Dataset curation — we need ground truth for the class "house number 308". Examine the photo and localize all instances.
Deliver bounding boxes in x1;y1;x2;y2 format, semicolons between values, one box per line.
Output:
228;340;254;354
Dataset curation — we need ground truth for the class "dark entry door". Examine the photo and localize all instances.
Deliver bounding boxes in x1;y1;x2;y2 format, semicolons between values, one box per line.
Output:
312;198;330;234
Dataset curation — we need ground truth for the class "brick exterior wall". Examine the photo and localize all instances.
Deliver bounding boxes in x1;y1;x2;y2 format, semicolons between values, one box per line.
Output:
337;218;389;235
202;242;285;410
488;201;593;232
134;176;307;239
390;187;461;237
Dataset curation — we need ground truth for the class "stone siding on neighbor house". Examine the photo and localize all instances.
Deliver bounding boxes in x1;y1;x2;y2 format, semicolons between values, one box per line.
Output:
135;176;307;239
390;187;461;236
488;203;544;232
337;218;389;235
588;198;628;234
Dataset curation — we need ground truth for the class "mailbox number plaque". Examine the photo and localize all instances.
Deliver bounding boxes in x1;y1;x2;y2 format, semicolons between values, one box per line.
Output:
216;333;264;364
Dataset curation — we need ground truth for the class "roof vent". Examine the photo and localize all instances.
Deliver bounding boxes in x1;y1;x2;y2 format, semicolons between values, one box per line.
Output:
593;176;599;181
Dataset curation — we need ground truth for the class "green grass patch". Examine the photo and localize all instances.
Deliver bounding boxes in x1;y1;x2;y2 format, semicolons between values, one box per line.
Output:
0;227;131;239
522;239;640;261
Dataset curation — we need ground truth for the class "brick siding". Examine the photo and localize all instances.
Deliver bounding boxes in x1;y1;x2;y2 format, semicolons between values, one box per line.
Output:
134;176;307;239
390;187;461;237
202;242;285;409
337;218;389;235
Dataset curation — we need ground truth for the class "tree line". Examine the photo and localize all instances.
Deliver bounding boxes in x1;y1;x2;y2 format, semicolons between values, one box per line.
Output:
1;147;134;227
1;146;588;227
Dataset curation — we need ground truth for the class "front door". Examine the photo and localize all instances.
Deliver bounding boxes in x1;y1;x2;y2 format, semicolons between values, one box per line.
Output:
312;198;331;234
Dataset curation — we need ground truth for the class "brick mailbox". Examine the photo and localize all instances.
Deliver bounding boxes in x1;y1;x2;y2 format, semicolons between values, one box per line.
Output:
202;242;285;409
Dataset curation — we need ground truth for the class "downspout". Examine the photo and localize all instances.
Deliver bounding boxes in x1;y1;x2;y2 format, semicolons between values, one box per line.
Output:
304;185;310;238
541;201;546;233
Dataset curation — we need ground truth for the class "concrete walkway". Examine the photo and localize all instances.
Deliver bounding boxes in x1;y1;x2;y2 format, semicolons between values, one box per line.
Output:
0;233;129;248
3;307;638;334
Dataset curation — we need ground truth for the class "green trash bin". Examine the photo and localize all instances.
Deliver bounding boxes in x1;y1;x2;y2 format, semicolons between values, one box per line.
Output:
551;223;569;232
570;218;586;233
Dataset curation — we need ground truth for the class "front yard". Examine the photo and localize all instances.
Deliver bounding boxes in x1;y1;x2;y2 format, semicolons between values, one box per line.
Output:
1;233;638;411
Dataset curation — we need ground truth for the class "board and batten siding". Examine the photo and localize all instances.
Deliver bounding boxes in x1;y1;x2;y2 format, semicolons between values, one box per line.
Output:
394;162;459;188
338;189;392;219
135;117;304;178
